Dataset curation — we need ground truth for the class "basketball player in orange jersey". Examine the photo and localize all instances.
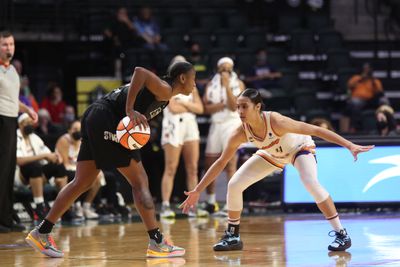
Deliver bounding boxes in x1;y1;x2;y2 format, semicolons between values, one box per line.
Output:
26;62;196;258
181;88;374;252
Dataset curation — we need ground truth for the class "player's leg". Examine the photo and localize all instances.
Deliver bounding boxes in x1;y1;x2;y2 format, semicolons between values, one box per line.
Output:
118;159;185;258
214;154;280;251
26;160;100;257
182;140;208;217
160;143;182;218
293;152;351;251
204;123;223;214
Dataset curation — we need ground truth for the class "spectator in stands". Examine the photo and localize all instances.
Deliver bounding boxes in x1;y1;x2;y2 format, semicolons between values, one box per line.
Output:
104;7;144;53
63;105;76;128
188;42;209;92
310;117;335;132
245;48;282;90
40;83;66;124
35;108;60;137
12;59;39;112
16;113;69;221
375;105;399;136
134;7;167;51
342;62;387;133
56;120;100;219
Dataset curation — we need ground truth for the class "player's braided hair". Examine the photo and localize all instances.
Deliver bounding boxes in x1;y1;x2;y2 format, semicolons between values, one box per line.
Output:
163;61;193;84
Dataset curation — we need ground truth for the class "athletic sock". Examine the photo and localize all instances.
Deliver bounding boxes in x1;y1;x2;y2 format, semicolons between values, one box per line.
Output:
327;213;343;232
38;219;54;234
227;223;240;237
148;228;162;243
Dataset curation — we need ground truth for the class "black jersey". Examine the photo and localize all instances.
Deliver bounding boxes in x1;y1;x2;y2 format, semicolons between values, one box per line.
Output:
99;84;169;120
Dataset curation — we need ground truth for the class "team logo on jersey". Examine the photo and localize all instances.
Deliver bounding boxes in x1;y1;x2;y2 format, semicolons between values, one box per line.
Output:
261;138;280;150
104;131;119;143
149;107;163;119
363;155;400;193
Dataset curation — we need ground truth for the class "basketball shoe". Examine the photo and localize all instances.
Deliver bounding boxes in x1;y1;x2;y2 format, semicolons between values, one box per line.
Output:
146;236;185;258
213;231;243;251
160;206;175;219
328;228;352;251
25;228;64;258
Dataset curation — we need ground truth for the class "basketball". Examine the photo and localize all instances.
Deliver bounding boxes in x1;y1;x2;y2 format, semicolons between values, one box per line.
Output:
116;116;151;150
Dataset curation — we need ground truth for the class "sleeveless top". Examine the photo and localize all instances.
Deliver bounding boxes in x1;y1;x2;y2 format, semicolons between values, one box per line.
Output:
65;134;79;171
163;93;196;120
205;73;241;123
99;84;169;121
242;111;315;167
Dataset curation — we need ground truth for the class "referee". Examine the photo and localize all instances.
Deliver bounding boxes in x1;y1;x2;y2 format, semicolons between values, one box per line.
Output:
0;31;38;233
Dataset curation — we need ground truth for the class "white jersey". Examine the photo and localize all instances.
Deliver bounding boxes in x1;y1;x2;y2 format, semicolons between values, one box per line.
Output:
205;72;242;123
243;111;315;167
163;93;196;120
161;93;200;147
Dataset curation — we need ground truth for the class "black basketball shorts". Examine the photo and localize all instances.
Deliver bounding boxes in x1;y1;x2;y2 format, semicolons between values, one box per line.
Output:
77;103;141;169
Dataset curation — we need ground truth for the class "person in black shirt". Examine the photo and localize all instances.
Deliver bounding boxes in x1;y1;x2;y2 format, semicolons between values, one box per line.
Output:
26;62;196;258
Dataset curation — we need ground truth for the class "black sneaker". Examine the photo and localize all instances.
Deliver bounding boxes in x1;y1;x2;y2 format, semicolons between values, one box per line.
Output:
34;204;47;221
328;228;352;251
213;231;243;251
204;202;219;215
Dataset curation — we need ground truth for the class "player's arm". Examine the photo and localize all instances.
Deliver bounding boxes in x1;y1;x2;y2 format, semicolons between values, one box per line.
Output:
270;112;374;161
179;126;247;213
125;67;171;127
180;88;204;114
202;82;225;114
19;101;38;123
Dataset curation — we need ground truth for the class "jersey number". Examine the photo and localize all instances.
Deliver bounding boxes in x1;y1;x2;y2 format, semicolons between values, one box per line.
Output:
275;146;283;153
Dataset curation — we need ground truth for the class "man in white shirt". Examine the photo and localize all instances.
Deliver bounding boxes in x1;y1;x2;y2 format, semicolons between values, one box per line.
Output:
0;31;37;232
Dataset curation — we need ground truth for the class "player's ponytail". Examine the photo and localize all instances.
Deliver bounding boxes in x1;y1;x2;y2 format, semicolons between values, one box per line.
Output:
240;88;265;111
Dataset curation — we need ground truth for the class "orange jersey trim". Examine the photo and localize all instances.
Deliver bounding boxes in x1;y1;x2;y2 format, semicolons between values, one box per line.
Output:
256;151;285;169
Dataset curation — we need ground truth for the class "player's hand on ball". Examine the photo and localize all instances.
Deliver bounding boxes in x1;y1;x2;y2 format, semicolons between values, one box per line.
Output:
349;144;374;161
179;190;200;214
126;109;148;131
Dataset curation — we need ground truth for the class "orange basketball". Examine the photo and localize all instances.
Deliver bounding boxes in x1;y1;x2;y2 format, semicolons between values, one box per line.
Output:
116;116;151;150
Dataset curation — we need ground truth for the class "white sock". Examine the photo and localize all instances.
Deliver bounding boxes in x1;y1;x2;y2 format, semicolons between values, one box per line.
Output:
207;194;216;204
75;201;82;208
328;215;344;232
33;197;44;204
83;202;91;209
162;201;170;207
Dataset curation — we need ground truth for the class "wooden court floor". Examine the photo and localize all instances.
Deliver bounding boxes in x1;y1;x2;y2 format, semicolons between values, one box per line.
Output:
0;214;400;266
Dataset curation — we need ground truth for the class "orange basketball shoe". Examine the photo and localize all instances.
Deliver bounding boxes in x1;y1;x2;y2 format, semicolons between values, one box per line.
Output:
146;236;185;258
25;228;64;258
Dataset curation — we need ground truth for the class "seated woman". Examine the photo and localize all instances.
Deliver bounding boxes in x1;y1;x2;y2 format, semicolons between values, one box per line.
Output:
56;120;101;219
16;113;72;221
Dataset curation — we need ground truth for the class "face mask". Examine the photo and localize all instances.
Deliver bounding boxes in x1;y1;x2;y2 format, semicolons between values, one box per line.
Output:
71;131;81;141
376;121;388;130
23;125;34;136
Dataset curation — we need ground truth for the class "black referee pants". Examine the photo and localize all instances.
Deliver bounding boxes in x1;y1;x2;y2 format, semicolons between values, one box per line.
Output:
0;115;17;228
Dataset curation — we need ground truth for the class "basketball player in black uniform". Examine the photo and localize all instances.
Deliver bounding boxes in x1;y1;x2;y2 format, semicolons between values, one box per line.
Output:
26;62;196;258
